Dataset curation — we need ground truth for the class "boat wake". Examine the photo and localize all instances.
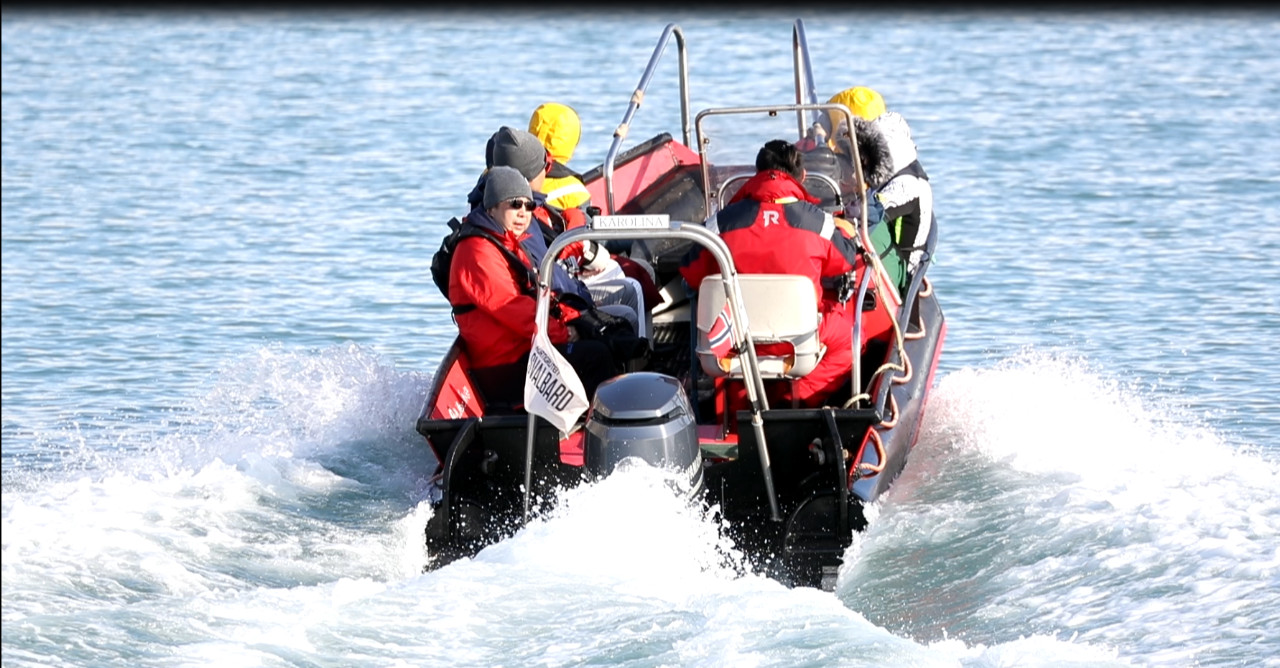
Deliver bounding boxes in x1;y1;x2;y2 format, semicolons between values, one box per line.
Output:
4;344;1274;666
465;460;746;583
840;348;1279;666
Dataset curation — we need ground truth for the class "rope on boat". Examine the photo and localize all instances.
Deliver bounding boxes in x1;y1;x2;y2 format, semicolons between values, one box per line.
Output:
849;242;908;403
848;426;886;485
902;276;932;342
850;266;930;404
877;393;899;429
840;265;909;409
892;347;913;385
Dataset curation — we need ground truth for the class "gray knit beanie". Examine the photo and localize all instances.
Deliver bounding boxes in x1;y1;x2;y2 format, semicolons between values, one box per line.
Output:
484;131;497;169
483;165;532;210
490;126;547;181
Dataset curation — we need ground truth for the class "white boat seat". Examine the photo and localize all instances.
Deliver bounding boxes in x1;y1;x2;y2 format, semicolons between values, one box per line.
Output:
695;273;825;380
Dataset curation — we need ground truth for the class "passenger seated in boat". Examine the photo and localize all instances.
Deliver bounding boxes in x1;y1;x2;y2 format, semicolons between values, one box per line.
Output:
528;103;664;318
679;139;894;408
818;87;935;296
448;165;616;406
528;102;593;214
474;126;653;336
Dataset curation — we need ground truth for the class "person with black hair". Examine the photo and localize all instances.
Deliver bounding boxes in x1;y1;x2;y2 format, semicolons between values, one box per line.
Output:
679;139;893;408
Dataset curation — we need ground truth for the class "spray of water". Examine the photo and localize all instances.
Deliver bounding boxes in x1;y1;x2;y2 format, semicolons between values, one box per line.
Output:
838;349;1279;666
4;345;1273;666
2;343;440;664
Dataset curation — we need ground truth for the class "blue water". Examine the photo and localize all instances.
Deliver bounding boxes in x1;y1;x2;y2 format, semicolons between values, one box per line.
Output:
3;11;1278;667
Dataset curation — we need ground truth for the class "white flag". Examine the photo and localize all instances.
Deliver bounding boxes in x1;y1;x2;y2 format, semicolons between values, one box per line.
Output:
524;328;590;433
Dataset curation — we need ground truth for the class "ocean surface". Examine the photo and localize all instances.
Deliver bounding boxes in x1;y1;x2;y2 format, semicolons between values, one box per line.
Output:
3;10;1278;667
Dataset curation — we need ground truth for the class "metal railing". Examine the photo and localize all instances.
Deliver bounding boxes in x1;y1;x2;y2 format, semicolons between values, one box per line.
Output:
527;219;783;523
601;24;691;215
792;19;820;136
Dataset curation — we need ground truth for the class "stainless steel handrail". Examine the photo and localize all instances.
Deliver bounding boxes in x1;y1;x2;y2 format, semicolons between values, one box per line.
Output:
525;220;783;523
792;19;820;136
602;24;691;215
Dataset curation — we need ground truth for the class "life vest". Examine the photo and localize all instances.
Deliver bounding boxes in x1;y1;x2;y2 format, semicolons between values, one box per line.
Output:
534;198;587;235
543;161;592;210
430;217;536;315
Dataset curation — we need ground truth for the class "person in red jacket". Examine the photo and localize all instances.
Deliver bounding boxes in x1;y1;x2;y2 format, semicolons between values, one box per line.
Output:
680;139;894;408
448;165;615;406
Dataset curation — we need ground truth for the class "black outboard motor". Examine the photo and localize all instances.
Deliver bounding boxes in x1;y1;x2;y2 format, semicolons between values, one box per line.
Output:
583;372;703;498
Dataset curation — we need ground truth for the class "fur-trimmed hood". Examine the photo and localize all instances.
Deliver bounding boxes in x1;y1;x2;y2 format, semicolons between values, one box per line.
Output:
851;112;919;190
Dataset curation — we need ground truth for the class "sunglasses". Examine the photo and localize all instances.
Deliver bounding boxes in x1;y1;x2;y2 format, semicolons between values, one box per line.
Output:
506;198;537;212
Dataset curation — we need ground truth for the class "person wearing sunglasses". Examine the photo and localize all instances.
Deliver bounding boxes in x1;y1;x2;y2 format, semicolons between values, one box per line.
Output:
483;126;650;339
474;126;594;303
447;165;615;406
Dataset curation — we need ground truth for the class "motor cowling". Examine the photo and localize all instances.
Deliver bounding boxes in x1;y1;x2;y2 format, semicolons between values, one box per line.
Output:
583;372;702;497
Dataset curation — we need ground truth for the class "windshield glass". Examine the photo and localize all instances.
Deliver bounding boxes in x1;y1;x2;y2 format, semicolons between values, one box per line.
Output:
696;104;863;219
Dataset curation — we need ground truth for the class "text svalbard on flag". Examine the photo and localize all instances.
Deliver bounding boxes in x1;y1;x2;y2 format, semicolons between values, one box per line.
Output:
524;328;589;433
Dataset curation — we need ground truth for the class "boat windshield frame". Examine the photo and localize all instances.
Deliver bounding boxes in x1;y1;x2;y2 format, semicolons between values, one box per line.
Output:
693;103;867;224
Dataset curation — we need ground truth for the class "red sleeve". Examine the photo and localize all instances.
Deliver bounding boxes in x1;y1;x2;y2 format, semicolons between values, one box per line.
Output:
818;222;858;279
820;238;855;278
450;237;570;344
562;206;587;230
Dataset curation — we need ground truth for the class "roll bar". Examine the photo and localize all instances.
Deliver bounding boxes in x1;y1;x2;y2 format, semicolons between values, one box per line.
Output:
525;218;783;523
792;19;821;136
601;21;821;214
601;24;691;215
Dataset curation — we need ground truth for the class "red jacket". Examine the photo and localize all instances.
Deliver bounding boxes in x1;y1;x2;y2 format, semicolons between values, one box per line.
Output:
448;216;570;368
680;170;860;299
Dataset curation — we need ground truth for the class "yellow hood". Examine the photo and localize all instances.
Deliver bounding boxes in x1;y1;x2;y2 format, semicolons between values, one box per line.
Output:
825;87;886;136
528;102;581;163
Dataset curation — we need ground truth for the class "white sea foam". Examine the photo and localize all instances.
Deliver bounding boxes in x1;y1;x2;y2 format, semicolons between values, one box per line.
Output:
5;342;1274;667
7;345;1274;667
838;350;1280;666
1;344;440;665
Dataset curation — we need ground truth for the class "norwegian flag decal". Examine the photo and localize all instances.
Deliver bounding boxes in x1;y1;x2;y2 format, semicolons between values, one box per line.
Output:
707;303;734;359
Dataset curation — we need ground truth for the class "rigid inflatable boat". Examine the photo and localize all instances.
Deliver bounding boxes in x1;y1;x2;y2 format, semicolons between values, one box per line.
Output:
416;20;945;589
